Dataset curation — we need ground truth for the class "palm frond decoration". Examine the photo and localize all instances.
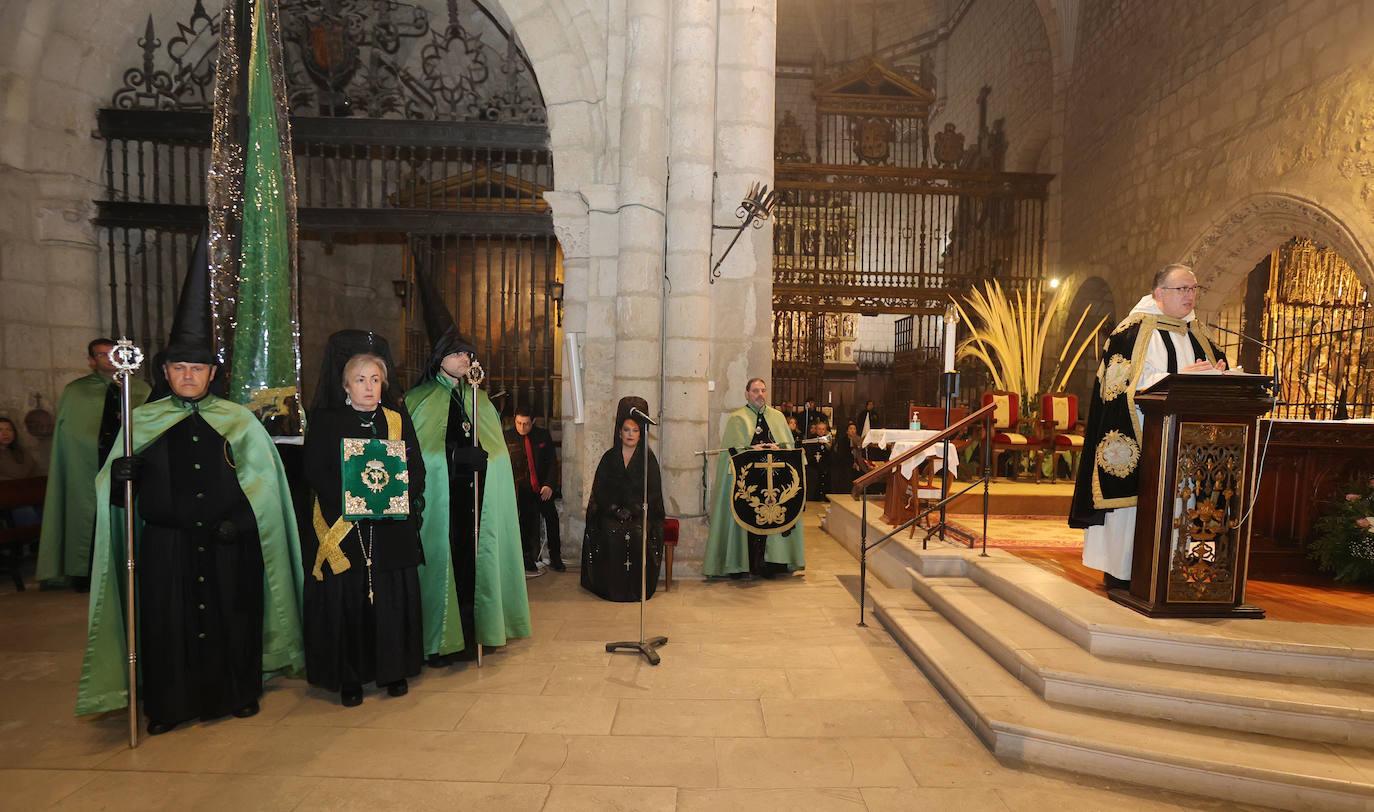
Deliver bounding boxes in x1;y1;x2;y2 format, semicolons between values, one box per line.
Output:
954;280;1108;415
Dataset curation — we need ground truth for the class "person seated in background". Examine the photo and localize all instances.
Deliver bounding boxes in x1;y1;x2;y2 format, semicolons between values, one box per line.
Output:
805;418;832;502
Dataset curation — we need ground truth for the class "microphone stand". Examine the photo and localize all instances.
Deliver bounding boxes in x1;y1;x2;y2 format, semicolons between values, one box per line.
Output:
111;338;144;748
605;409;668;665
1208;322;1283;406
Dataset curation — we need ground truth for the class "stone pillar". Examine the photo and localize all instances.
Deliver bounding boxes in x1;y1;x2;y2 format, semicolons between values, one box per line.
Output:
613;0;670;412
661;0;719;562
544;187;595;548
710;0;776;431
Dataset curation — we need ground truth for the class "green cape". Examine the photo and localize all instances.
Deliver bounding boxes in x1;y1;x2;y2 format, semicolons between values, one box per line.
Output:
36;372;150;582
75;394;305;717
703;404;807;576
406;375;531;654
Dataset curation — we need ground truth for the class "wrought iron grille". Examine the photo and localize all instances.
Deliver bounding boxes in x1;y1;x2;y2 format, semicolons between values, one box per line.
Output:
111;0;544;123
1207;239;1374;420
95;0;558;418
404;233;560;413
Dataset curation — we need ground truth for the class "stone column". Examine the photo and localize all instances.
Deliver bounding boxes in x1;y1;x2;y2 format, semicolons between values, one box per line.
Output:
661;0;719;563
710;0;776;430
613;0;670;410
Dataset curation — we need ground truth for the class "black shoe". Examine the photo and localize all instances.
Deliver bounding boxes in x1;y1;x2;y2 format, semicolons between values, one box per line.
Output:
426;653;446;669
386;679;408;698
72;576;91;593
1103;573;1131;591
452;646;479;662
231;700;260;718
147;719;177;736
550;559;566;572
341;685;363;707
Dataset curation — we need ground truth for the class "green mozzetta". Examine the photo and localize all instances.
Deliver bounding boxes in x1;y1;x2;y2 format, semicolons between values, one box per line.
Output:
406;374;531;655
75;395;305;717
702;404;807;576
36;372;150;583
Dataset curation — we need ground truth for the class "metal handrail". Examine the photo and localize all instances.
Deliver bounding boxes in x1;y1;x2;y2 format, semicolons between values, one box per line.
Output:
853;402;997;627
851;403;996;494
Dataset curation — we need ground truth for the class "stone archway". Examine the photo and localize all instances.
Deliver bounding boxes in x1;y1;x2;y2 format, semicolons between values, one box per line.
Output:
1179;192;1374;308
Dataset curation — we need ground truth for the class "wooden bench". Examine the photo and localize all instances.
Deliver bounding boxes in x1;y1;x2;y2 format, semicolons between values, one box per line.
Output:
0;476;46;591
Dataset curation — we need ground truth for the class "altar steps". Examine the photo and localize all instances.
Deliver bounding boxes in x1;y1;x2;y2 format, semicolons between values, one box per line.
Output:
823;498;1374;810
868;578;1374;811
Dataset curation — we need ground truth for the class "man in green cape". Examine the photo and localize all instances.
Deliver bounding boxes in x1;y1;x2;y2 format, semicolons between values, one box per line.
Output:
703;377;807;578
76;346;305;732
407;315;530;662
36;339;150;590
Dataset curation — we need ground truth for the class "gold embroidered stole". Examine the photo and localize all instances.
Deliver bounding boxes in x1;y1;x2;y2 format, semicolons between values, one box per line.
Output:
312;408;403;581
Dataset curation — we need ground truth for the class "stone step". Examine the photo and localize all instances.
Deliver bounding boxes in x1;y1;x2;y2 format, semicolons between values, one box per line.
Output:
909;569;1374;747
958;553;1374;684
868;583;1374;812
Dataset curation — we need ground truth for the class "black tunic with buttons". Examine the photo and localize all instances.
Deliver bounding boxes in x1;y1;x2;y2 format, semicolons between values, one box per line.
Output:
133;409;264;726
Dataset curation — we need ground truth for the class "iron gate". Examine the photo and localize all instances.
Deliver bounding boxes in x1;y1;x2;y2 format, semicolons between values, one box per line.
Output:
94;0;560;419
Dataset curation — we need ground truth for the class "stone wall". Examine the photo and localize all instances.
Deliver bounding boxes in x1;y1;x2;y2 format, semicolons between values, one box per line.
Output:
1060;0;1374;313
930;0;1053;172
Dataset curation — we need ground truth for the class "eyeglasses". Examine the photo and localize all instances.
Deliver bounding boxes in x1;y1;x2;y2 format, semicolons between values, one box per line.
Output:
1160;285;1206;294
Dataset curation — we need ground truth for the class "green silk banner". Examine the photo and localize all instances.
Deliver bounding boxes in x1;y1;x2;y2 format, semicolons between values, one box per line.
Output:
230;0;301;435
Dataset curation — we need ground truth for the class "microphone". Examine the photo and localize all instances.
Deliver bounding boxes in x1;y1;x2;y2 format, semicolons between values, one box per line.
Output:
489;389;509;402
629;406;658;426
1207;322;1282;403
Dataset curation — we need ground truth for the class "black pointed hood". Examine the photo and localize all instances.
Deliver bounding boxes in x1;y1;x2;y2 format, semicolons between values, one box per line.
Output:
150;230;226;400
415;264;478;383
164;229;217;365
311;329;400;411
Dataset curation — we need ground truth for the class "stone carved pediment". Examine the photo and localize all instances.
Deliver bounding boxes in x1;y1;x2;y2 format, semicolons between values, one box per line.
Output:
1179;192;1374;305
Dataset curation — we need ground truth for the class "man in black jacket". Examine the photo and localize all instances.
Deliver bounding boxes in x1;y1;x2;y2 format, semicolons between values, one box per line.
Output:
506;405;563;572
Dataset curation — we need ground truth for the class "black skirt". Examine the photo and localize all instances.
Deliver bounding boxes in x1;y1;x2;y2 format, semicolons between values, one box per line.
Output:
580;520;662;602
303;551;423;691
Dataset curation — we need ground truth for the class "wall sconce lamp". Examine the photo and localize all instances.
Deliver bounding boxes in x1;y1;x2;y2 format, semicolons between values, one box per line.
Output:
549;279;565;326
710;181;779;284
392;279;409;300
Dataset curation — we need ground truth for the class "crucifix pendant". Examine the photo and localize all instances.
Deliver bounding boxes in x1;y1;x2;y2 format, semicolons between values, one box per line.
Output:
624;557;632;572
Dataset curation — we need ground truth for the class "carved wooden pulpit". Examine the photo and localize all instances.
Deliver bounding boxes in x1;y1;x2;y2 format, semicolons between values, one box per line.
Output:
1113;373;1277;618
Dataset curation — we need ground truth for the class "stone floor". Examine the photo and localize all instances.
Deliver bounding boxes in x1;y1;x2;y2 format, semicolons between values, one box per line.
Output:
2;511;1266;811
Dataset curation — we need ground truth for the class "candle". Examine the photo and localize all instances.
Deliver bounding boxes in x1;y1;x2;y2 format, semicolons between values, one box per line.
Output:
943;318;956;372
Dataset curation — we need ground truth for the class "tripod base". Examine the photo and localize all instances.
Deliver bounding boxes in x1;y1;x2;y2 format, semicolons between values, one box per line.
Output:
605;635;668;666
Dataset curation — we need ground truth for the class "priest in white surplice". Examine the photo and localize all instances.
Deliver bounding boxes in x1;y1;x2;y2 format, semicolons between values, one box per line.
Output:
1068;265;1227;590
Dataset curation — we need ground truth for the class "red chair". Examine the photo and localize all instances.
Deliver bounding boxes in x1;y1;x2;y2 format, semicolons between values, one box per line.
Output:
662;518;679;591
980;391;1038;480
1039;392;1084;482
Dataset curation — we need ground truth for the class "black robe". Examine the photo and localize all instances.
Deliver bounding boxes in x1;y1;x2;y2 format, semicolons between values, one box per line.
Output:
132;410;264;726
302;406;426;691
581;446;665;602
445;393;481;651
1069;316;1224;528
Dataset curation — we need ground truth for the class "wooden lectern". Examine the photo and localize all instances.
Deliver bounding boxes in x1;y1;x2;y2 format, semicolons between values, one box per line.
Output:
1112;372;1277;618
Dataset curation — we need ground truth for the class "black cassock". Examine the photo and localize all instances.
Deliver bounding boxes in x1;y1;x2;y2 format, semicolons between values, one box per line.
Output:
581;446;665;602
133;411;263;726
302;407;426;691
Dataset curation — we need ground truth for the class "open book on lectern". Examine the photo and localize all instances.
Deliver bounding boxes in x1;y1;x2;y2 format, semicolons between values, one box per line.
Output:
1137;370;1278;399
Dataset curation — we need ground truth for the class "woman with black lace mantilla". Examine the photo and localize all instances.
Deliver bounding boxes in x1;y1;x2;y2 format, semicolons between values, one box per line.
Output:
302;331;426;707
581;396;666;601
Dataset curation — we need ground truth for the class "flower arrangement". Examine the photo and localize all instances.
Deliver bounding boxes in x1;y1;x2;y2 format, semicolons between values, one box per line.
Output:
1308;476;1374;583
